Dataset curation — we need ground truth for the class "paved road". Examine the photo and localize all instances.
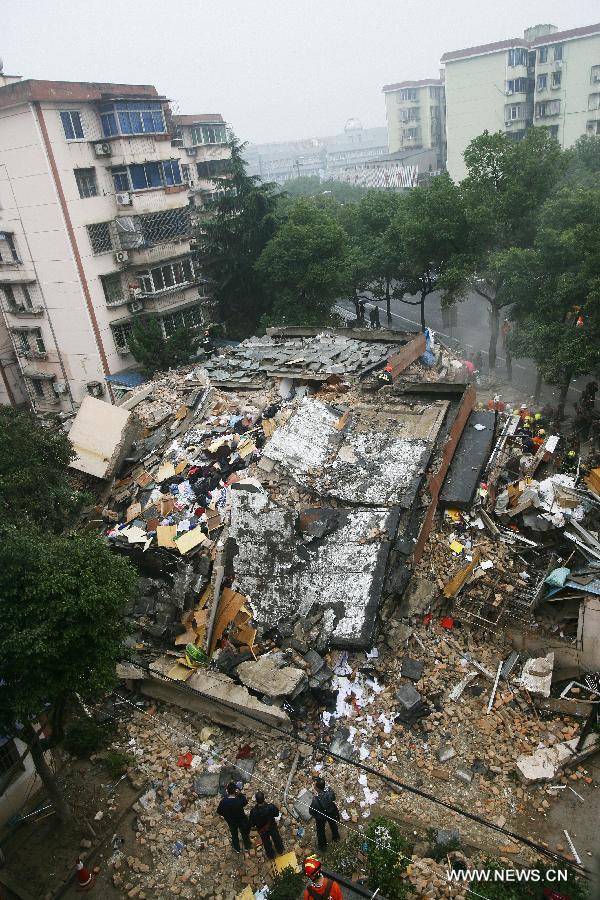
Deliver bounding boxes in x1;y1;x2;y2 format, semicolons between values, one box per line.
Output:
338;290;586;414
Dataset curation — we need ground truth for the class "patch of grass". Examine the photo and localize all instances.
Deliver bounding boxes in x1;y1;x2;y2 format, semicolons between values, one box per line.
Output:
360;817;413;900
266;866;305;899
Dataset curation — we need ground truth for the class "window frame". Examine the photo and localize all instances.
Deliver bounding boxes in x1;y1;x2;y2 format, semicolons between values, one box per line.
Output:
399;88;418;102
538;46;548;64
508;47;528;67
112;167;130;193
537;73;548;91
101;272;125;306
553;44;563;61
0;232;20;263
74;168;98;199
60;110;85;140
111;322;133;352
136;255;199;295
86;222;113;255
99;101;166;138
551;70;562;89
190;123;227;146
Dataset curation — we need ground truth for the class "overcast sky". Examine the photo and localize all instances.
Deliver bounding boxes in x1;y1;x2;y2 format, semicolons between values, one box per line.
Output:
3;0;599;144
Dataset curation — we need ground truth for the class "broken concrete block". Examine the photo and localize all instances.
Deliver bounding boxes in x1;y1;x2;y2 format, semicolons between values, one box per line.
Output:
293;788;314;822
401;656;424;682
436;828;460;848
304;649;326;675
330;726;356;761
519;652;554;697
385;621;413;651
437;744;457;763
236;654;307;698
455;765;473;784
68;395;141;479
515;734;599;784
395;684;422;711
193;773;220;797
398;576;437;617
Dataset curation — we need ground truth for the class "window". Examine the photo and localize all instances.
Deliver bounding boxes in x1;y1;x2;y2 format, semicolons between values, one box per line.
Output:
112;167;130;192
588;93;600;111
190;123;227;145
399;88;418;101
544;125;560;139
101;273;125;306
181;164;191;183
551;71;562;89
140;207;191;245
405;127;419;140
111;322;133;352
74;168;98;199
137;255;198;294
21;284;33;308
537;74;547;91
535;100;561;118
506;104;523;121
100;101;166;137
0;739;21;778
0;232;19;263
196;158;231;179
87;222;113;254
553;44;563;61
508;47;528;67
587;120;600;135
538;46;548;63
2;285;16;307
162;304;202;337
506;77;528;94
400;107;420;122
15;330;29;353
30;379;45;399
60;110;84;140
592;65;600;85
14;327;45;355
32;328;45;353
128;160;182;191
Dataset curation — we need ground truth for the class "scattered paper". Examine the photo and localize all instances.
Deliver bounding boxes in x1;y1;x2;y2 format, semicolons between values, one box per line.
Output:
480;559;494;570
449;540;464;554
474;424;487;431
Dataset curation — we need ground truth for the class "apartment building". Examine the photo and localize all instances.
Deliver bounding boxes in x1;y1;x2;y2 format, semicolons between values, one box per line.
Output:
382;78;446;167
442;22;600;180
0;76;229;410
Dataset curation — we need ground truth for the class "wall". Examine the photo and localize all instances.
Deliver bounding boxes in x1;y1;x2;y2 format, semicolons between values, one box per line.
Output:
0;738;43;829
561;33;600;145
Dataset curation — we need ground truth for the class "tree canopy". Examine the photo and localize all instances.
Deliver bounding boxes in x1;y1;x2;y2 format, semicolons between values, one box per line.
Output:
256;197;349;326
197;136;280;337
0;407;83;533
128;316;199;377
279;174;371;204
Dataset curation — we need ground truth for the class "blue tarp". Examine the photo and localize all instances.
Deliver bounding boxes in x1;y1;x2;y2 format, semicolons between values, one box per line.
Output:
105;371;146;388
420;327;436;368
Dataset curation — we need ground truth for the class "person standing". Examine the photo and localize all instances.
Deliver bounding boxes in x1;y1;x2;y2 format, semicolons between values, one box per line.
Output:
303;856;343;900
217;781;252;853
309;778;340;851
248;791;284;860
373;305;381;329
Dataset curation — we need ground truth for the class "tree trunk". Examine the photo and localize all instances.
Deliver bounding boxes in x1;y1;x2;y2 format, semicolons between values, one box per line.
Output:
488;304;500;370
556;376;571;423
385;279;392;325
505;349;512;382
534;368;543;404
420;291;427;333
22;722;72;823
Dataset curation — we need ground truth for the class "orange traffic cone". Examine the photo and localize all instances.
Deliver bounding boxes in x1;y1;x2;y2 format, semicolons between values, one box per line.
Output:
76;858;96;891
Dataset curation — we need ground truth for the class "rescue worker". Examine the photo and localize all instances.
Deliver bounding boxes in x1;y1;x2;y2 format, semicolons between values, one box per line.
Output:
303;856;343;900
309;778;340;852
217;781;252;853
358;299;366;322
532;428;546;449
202;329;214;357
248;791;284;860
563;449;578;475
377;364;393;386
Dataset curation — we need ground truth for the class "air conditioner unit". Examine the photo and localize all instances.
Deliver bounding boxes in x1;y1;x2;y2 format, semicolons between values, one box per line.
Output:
128;299;144;313
53;382;69;395
116;192;132;206
86;380;105;397
114;250;129;265
94;142;112;157
505;89;514;96
185;147;198;157
505;120;513;127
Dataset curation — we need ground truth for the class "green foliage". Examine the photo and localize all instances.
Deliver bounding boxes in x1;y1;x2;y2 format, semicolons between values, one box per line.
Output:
64;718;116;758
100;750;135;779
360;817;413;900
0;407;82;533
280;175;371;203
266;866;305;899
196;135;281;338
257;197;349;326
127;317;198;377
0;528;137;734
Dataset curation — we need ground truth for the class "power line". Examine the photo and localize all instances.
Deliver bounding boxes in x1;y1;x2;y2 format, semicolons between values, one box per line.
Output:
121;663;589;875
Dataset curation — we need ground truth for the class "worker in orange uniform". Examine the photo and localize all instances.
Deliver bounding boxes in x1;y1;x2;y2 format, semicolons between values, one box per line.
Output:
303;857;343;900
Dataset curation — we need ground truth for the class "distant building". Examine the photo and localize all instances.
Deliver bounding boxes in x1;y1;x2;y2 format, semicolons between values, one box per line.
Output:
382;78;446;169
0;75;230;409
244;119;389;184
442;22;600;180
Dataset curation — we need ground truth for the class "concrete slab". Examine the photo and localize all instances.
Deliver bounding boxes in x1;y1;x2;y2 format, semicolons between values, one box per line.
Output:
236;654;307;698
439;410;496;509
515;734;599;784
68;396;140;479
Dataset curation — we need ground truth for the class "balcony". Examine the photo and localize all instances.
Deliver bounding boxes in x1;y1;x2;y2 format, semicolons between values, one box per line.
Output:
125;238;192;267
0;265;36;285
4;303;44;318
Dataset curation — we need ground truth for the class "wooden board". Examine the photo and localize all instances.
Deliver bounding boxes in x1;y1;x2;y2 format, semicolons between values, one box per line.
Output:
156;524;178;548
175;528;207;555
209;588;247;654
443;550;481;598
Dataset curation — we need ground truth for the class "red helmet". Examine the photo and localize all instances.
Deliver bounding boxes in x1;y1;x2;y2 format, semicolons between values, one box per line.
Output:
304;856;322;879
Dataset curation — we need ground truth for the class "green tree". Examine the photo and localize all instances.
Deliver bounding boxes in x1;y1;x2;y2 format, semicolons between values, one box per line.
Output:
0;528;136;821
457;128;566;368
281;174;371;203
197;136;280;337
389;173;471;331
500;180;600;418
128;317;198;377
0;407;83;533
256;197;349;326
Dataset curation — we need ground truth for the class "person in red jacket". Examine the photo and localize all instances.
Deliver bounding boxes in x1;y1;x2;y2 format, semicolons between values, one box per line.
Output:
302;856;343;900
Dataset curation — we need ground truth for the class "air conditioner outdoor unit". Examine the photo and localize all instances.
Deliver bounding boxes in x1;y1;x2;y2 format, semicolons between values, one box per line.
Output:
128;299;144;313
86;380;105;397
505;89;514;96
53;382;69;395
94;142;112;157
114;250;129;265
116;192;132;207
186;147;198;157
505;120;513;127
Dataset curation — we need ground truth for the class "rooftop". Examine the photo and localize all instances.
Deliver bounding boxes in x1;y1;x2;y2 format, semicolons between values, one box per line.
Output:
0;78;162;111
172;113;225;126
382;78;444;93
441;21;600;62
